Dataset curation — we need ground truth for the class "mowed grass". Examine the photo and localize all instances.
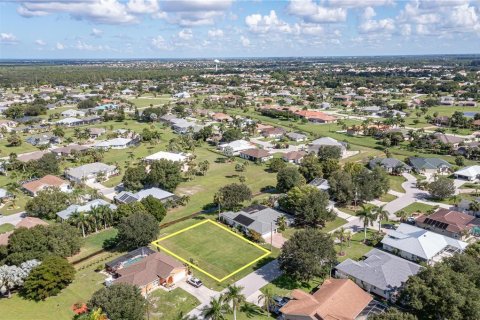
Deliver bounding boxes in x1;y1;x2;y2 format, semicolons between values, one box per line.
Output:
157;221;269;280
399;202;436;215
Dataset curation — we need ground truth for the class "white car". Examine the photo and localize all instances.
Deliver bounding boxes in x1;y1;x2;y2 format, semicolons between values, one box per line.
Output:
187;277;203;288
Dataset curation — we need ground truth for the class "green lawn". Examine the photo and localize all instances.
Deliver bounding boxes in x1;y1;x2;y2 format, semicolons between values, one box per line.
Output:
398;202;436;215
388;175;407;193
336;229;378;262
261;273;324;298
156;220;269;281
0;223;14;234
148;288;199;320
0;261;109;320
0;193;30;216
379;193;397;203
69;228;118;263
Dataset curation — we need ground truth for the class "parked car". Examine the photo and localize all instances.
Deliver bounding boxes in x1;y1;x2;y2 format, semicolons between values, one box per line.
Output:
271;296;290;315
187;277;203;288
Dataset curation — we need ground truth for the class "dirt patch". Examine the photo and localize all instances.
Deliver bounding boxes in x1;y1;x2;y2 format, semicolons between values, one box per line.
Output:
176;185;204;196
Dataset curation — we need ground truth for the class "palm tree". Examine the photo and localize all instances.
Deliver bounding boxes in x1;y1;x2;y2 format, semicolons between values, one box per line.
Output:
451;195;460;207
258;287;275;312
276;216;287;231
375;205;389;232
357;205;376;243
334;227;348;256
469;200;480;214
224;285;246;320
202;295;230;320
71;211;89;237
395;210;409;222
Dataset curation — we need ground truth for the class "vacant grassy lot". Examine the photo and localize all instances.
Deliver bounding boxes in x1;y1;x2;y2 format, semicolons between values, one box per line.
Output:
148;287;199;320
399;202;436;215
156;220;269;281
68;228;118;263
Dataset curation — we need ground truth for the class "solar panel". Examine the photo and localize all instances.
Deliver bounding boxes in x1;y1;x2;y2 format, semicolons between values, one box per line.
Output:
423;218;448;230
233;214;255;226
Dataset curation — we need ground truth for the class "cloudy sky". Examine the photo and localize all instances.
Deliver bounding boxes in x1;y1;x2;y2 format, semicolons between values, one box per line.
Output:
1;0;480;59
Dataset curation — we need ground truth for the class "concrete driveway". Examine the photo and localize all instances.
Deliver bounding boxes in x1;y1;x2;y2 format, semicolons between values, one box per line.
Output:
0;212;24;226
178;281;220;305
383;173;429;219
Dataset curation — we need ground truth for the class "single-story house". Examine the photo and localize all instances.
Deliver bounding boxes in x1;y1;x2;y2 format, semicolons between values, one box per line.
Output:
280;278;372;320
294;110;337;123
239;148;272;162
61;109;85;117
408;157;452;175
218;140;256;155
335;248;422;302
282;151;306;164
368;158;411;174
286;132;307;142
115;187;176;204
105;247;156;273
26;134;61;146
112;252;187;295
65;162;118;183
144;151;189;171
55;117;84;127
454;165;480;181
308;137;346;156
415;208;480;239
16;217;49;229
381;223;468;264
432;132;464;148
261;127;285;138
56;199;117;220
93;138;137;150
17;150;50;163
220;205;291;239
89;127;106;138
211;112;233;122
308;178;330;191
52;144;89;157
22;175;71;196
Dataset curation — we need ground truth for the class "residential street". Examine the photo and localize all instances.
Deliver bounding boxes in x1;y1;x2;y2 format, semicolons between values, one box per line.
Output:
187;259;282;318
383;173;429;219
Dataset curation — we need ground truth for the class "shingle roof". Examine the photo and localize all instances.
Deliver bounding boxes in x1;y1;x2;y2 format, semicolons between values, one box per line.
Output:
409;157;451;170
369;158;411;170
336;248;422;292
56;199;117;220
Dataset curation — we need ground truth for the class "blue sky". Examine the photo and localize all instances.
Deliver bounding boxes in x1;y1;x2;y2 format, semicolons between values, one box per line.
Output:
1;0;479;59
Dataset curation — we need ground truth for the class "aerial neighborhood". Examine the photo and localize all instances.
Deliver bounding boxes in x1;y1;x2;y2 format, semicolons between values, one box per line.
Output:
1;38;480;320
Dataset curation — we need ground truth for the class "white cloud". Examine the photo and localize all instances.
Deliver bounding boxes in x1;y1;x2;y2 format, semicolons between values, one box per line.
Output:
359;7;395;34
208;28;224;38
287;0;347;23
0;33;18;45
91;28;103;37
35;39;46;46
56;42;65;50
178;28;193;40
160;0;233;26
75;40;107;51
328;0;394;8
17;0;138;25
126;0;159;14
240;35;250;47
151;35;172;50
246;10;298;34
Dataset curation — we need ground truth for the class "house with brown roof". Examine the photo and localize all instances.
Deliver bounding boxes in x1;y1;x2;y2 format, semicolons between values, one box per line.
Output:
211;112;233;122
261;127;286;139
0;217;48;246
415;208;480;240
282;151;306;164
17;150;50;163
112;252;187;296
22;175;71;196
52;144;89;157
294;110;337;124
280;278;372;320
239;148;272;162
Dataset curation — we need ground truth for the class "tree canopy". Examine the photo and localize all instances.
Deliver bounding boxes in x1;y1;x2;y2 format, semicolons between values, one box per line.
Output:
276;167;306;193
117;212;160;251
214;183;252;211
25;187;71;220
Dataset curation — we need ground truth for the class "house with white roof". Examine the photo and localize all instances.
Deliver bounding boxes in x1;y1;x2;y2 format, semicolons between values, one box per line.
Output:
335;248;422;301
115;187;176;204
61;109;85;118
56;117;84;127
93;138;136;150
57;199;117;220
65;162;118;183
454;165;480;181
144;151;189;171
218;139;255;155
307;137;347;156
381;223;468;265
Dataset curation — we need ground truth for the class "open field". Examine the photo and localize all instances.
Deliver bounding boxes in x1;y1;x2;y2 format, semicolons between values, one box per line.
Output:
154;220;270;281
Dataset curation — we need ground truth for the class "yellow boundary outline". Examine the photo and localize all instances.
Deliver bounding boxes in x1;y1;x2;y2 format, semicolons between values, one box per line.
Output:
151;219;271;282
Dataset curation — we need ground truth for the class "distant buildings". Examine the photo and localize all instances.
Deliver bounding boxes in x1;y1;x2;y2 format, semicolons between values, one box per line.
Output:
65;162;118;183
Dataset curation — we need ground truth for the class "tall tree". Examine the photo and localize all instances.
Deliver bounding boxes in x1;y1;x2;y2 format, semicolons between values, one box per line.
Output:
276;167;306;193
202;295;230;320
214;183;252;211
224;285;246;320
117;212;160;251
278;229;336;282
357;205;376;243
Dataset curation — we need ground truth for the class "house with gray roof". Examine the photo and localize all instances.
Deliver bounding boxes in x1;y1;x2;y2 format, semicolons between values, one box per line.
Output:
335;248;422;301
286;132;307;142
220;205;291;239
57;199;117;220
408;157;452;175
307;137;347;156
115;187;177;204
381;223;467;264
65;162;118;183
368;158;411;174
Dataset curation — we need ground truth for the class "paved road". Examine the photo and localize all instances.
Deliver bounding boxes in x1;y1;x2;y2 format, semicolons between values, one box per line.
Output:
0;212;24;226
187;259;282;318
383;173;429;219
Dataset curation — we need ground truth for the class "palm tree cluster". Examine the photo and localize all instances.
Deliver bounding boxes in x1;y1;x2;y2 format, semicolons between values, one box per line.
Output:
70;205;115;238
356;204;389;243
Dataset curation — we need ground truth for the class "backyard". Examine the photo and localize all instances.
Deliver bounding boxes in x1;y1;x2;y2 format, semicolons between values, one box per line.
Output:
154;220;270;282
